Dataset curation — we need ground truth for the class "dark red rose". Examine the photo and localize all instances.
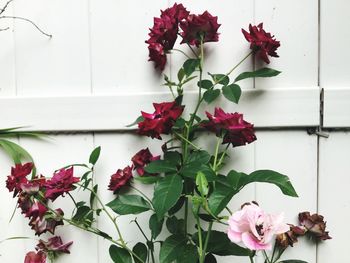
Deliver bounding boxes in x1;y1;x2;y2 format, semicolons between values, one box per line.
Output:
29;208;64;236
275;224;306;248
147;43;167;70
24;251;46;263
201;108;256;147
21;175;46;195
299;212;331;241
44;167;80;201
131;148;160;176
108;165;133;193
180;11;220;46
138;101;184;139
6;162;33;196
146;3;189;70
36;236;73;255
242;23;280;64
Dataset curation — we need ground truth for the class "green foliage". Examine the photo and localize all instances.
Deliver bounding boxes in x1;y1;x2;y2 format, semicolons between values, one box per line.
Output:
209;73;230;85
152;175;183;220
149;213;164;239
72;206;94;227
198;79;213;89
126;116;144;127
159;235;187;263
134;176;160;184
222;84;241;103
196;171;209;197
183;59;200;76
0;139;34;164
89;146;101;165
203;89;220;104
106;195;151;215
109;245;132;263
132;243;148;263
178;244;198;263
166;216;185;235
235;68;281;82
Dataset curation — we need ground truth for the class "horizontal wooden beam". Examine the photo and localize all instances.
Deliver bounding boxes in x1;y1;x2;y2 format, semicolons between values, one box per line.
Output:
0;88;320;132
323;88;350;128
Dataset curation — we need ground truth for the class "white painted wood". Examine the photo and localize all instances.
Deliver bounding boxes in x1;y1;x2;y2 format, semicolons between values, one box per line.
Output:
0;87;320;132
323;88;350;128
320;0;350;87
0;3;16;96
89;0;169;95
318;132;350;262
255;131;318;263
12;0;91;96
18;134;99;263
255;0;319;88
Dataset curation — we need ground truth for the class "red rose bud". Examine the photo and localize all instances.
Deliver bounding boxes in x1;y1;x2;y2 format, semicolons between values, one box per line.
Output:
108;165;133;193
131;148;160;176
242;23;280;64
36;236;73;255
180;11;220;46
6;162;34;197
44;167;80;201
147;43;167;70
201;108;256;147
24;251;46;263
299;212;331;241
138;101;184;139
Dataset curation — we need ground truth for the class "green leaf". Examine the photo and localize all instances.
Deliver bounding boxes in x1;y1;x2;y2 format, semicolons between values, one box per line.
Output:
134;176;160;184
89;146;101;165
193;231;252;257
144;160;177;174
152;174;183;220
196;172;209;197
168;196;185;215
132;243;148;263
198;79;213;89
178;244;198;263
178;68;185;82
235;68;281;82
159;235;187;263
90;185;98;208
208;176;235;216
181;163;216;182
149;213;164;239
182;75;198;85
163;151;181;165
279;261;308;263
203;89;220;104
222;84;242;104
106;195;151;215
204;253;217;263
183;59;200;76
230;169;298;197
109;245;132;263
0;139;34;164
72;206;94;227
210;73;230;85
187;150;211;164
126;116;144;127
166;216;185;235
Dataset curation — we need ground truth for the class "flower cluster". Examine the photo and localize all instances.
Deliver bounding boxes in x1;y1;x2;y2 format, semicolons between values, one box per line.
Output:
146;3;220;69
5;163;76;262
108;148;159;193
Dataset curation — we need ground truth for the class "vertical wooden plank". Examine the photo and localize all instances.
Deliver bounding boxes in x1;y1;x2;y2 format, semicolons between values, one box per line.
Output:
94;133;163;262
318;132;349;262
89;0;168;95
0;3;16;96
169;0;255;92
255;0;319;88
320;0;350;87
18;134;99;263
255;131;317;262
13;0;91;96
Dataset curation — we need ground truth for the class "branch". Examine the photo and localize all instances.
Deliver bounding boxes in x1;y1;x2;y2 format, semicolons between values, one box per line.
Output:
0;0;14;15
0;15;52;38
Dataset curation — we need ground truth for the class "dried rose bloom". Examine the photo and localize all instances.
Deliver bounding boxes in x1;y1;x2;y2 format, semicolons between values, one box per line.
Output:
299;212;331;241
275;224;306;248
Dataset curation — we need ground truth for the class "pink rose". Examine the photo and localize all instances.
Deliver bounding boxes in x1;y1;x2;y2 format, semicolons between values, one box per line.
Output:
227;203;289;251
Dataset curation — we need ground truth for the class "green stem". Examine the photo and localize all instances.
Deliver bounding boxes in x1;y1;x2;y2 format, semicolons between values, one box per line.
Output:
174;131;201;150
249;256;255;263
263;251;271;263
130;185;153;206
197;216;204;263
202;221;213;259
171;48;191;59
133;218;149;242
67;192;78;208
184;198;189;235
215;144;230;172
212;137;222;171
225;51;253;80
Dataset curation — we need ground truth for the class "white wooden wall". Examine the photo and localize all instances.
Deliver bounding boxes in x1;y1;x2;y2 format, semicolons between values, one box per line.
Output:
0;0;348;262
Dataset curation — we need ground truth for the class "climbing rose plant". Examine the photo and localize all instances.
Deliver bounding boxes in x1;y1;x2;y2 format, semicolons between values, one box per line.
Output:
4;3;331;263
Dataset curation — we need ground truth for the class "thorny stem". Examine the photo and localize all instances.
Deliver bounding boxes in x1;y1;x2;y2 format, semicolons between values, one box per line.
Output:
173;131;201;150
133;218;149;242
0;16;52;38
202;221;213;261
